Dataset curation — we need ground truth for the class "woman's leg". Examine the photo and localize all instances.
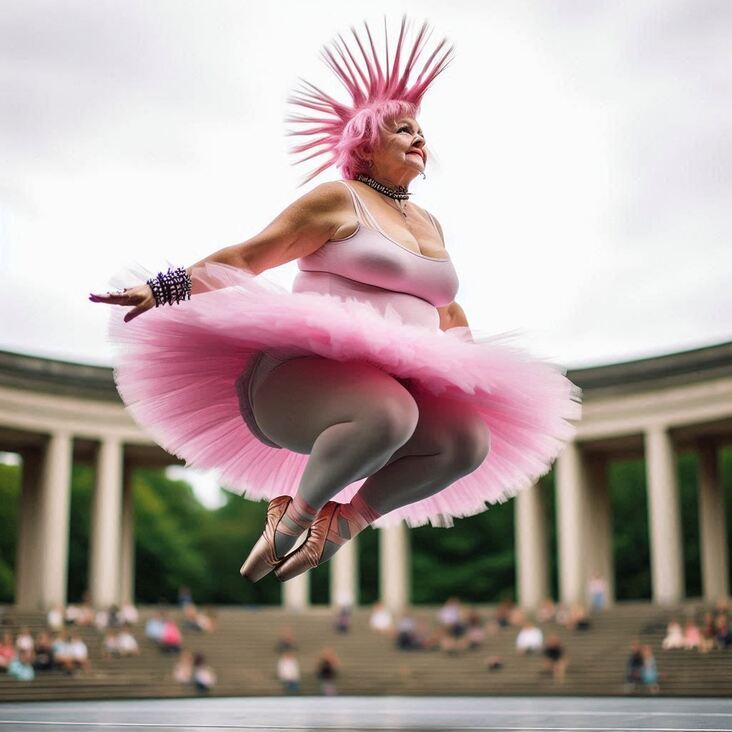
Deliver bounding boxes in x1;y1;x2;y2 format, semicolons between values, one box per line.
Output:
282;384;491;569
251;357;419;556
357;385;491;515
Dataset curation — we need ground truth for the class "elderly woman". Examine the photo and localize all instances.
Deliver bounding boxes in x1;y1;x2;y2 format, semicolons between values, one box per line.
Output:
91;18;581;584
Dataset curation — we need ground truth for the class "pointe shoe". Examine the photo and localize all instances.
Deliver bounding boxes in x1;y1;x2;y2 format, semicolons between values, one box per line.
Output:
274;502;344;583
240;496;300;582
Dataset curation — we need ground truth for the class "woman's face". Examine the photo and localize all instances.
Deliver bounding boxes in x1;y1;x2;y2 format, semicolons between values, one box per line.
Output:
366;116;427;185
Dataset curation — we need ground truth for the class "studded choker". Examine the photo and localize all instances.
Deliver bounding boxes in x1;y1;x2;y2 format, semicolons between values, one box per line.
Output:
355;174;411;200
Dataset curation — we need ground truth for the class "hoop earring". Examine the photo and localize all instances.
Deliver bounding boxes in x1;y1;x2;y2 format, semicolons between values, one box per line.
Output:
421;171;426;180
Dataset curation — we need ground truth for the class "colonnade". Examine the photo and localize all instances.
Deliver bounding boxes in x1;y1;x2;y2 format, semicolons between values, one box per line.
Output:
515;432;729;610
3;344;732;614
14;434;135;611
9;428;731;613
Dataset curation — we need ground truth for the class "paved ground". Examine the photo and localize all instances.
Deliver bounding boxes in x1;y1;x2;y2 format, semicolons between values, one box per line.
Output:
1;697;732;732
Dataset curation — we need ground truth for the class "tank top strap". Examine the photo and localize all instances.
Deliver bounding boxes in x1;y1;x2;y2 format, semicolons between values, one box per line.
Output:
337;180;385;234
426;211;444;244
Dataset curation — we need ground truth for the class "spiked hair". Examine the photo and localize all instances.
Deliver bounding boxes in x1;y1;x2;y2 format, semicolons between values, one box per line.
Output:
286;16;455;185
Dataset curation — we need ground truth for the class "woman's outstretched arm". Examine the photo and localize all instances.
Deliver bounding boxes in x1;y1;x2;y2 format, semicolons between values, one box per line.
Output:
90;181;349;321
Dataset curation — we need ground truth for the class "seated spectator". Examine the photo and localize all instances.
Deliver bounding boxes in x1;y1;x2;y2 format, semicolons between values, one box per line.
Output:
8;649;35;682
15;627;34;656
542;633;568;684
465;610;486;650
495;600;513;628
277;650;301;693
701;612;716;653
47;606;64;632
116;626;140;656
178;585;193;607
315;647;339;697
588;573;608;612
0;631;15;672
395;614;420;651
51;631;74;674
197;607;217;633
682;620;702;651
102;630;120;660
182;604;215;633
568;604;591;631
145;612;165;644
183;603;205;631
119;603;139;626
713;613;731;649
516;621;543;655
484;654;504;671
662;620;685;650
160;618;183;653
275;625;297;653
192;652;217;692
508;605;526;628
640;645;660;694
369;602;394;635
173;650;194;684
68;632;91;673
624;640;644;693
437;597;466;640
536;598;556;624
334;606;350;634
33;632;54;672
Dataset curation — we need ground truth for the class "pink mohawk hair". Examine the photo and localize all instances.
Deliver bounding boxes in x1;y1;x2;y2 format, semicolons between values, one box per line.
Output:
286;15;455;186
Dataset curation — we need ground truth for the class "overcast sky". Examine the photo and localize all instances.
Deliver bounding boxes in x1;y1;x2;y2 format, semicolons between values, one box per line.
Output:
1;0;730;505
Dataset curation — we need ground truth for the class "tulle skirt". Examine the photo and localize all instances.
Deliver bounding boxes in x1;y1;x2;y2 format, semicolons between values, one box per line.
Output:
107;261;582;528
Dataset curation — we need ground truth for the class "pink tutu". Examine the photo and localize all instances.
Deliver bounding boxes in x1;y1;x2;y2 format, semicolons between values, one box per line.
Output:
107;261;582;528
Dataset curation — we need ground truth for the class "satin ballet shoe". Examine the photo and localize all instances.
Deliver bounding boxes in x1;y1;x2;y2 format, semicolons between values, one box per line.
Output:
274;502;343;582
274;494;379;583
240;496;302;582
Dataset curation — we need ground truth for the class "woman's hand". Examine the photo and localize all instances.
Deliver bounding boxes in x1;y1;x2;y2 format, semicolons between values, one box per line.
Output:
88;284;155;323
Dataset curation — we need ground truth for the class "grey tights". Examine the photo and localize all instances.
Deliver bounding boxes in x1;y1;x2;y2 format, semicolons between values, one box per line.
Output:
251;357;490;559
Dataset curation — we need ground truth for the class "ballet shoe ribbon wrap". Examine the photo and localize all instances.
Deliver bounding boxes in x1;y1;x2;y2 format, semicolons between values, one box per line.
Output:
107;261;582;529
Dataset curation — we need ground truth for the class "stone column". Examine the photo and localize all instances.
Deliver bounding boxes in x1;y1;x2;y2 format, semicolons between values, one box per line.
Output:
644;425;684;604
89;437;123;608
15;448;43;609
330;535;359;608
37;431;73;610
282;572;310;611
556;441;588;606
585;455;615;605
515;481;549;610
379;522;410;613
119;460;135;605
697;440;729;602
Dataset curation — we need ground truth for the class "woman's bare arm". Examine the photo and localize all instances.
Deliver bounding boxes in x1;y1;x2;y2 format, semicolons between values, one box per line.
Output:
187;181;350;290
90;182;349;320
437;301;469;331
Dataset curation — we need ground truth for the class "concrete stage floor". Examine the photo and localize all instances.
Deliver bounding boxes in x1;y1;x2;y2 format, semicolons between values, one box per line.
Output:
0;697;731;732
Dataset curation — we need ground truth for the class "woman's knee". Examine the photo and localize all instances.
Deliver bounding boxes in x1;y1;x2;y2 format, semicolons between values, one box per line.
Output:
448;415;491;475
365;384;420;453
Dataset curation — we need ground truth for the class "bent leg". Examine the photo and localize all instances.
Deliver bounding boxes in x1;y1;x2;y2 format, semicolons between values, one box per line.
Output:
313;387;491;564
357;386;491;515
251;357;419;555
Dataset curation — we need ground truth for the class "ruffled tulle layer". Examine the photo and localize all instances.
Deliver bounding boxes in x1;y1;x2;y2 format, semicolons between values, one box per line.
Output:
107;262;582;528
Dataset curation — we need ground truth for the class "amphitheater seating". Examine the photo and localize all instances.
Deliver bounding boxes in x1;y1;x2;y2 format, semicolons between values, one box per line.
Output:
0;602;730;701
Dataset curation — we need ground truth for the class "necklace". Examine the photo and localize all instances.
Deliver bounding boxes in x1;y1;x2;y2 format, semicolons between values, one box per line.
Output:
356;174;411;200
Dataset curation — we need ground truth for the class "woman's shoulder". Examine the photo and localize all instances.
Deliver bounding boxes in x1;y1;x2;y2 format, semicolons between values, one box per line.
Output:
301;180;352;209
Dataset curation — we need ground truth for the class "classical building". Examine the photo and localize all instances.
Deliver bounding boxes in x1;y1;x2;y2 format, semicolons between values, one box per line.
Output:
1;342;730;612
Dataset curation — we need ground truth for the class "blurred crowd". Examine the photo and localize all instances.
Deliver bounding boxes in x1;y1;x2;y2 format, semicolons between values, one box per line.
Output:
0;586;217;692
